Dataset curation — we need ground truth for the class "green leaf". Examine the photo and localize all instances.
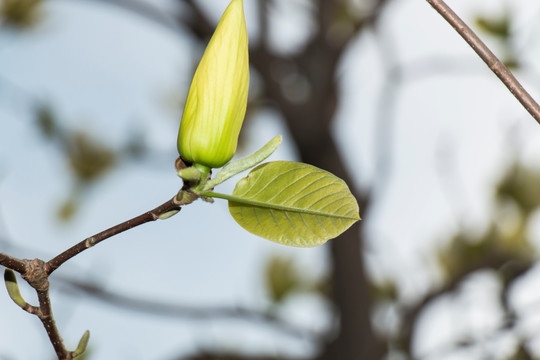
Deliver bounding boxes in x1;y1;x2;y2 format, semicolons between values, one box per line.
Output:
73;330;90;358
205;161;360;247
201;135;282;192
4;269;27;308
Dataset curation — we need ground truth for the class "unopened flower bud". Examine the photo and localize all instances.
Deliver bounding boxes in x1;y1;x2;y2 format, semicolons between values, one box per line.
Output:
177;0;249;171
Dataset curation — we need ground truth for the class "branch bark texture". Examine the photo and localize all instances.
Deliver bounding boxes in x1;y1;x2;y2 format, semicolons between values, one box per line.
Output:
0;253;26;274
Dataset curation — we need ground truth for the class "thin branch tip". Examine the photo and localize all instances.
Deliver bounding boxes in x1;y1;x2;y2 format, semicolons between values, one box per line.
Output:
426;0;540;124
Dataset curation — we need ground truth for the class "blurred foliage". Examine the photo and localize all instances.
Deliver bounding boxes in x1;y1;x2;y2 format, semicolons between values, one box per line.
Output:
34;104;116;182
507;343;534;360
497;165;540;213
438;162;537;281
475;14;511;39
265;256;303;304
475;13;519;69
437;223;531;281
502;57;519;70
380;162;540;360
33;105;117;221
308;274;331;299
67;132;115;182
57;195;79;222
59;134;115;221
371;279;398;302
264;255;330;307
0;0;43;29
36;104;58;139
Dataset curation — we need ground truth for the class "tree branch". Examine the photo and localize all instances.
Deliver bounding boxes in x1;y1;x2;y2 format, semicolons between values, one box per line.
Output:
45;197;181;275
0;252;27;273
16;258;74;359
257;0;271;50
54;276;322;341
426;0;540;124
180;0;214;40
396;251;534;356
181;352;306;360
36;287;70;358
0;195;185;359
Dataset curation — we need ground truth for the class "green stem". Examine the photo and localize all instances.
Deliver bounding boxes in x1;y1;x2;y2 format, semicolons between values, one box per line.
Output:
194;163;211;191
201;135;282;192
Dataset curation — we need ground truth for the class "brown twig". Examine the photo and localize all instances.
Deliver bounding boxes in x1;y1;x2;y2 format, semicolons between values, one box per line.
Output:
426;0;540;124
1;196;183;358
45;197;181;275
36;288;70;358
0;252;27;274
18;258;70;358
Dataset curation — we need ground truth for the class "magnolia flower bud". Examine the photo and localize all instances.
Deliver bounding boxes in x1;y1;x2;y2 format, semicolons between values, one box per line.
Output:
177;0;249;171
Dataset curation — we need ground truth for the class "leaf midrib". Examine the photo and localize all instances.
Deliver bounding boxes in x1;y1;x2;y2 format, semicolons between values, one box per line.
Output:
204;191;359;221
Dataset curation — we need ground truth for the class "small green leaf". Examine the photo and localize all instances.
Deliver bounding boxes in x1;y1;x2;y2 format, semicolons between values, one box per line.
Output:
201;135;282;192
4;269;27;309
157;209;180;220
73;330;90;358
177;167;202;182
206;161;360;247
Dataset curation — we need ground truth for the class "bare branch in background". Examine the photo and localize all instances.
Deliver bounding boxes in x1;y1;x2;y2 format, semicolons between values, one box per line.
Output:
55;276;323;342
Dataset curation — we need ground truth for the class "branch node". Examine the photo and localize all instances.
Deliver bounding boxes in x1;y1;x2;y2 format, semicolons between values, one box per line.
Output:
175;190;199;205
21;258;49;292
86;236;97;247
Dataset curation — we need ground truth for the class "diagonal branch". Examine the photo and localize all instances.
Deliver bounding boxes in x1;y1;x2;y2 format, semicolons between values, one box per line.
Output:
46;196;182;275
426;0;540;124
